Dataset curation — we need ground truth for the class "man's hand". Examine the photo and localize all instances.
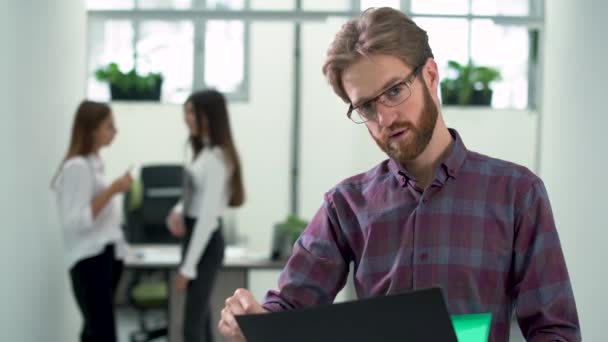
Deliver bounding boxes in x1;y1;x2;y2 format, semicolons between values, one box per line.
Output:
218;288;269;342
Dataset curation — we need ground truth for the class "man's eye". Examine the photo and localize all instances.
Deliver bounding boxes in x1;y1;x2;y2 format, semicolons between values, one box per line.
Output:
359;102;374;114
386;84;404;97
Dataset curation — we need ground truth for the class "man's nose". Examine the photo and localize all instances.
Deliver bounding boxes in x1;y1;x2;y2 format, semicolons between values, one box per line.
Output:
376;103;398;128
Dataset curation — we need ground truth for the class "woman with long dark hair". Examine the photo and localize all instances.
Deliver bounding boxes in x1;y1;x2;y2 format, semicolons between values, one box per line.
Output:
166;89;245;342
52;100;132;342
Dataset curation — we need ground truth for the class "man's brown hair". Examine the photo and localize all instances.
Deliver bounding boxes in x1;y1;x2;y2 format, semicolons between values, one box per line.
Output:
322;7;434;103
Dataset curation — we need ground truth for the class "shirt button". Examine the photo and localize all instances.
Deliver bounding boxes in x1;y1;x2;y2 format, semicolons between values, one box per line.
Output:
422;198;429;204
419;253;429;262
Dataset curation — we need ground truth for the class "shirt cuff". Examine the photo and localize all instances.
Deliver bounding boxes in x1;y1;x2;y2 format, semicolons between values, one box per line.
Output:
262;301;290;313
173;201;184;214
180;264;197;279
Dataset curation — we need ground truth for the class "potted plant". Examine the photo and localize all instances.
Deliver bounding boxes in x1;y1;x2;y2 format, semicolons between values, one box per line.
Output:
470;65;501;105
271;214;308;260
440;60;501;106
95;63;163;101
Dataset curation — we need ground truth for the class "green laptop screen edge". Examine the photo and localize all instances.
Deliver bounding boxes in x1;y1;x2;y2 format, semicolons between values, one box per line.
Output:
450;313;492;342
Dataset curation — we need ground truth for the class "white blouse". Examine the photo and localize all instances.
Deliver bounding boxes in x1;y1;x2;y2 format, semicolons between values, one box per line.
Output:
53;155;127;269
175;146;231;279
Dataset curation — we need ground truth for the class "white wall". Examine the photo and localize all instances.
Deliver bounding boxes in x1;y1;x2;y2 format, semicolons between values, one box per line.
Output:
0;3;18;333
0;1;85;340
443;108;538;170
541;0;608;339
300;18;383;220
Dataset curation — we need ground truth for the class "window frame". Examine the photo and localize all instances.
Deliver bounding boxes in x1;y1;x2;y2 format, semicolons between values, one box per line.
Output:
86;0;251;103
402;0;544;110
87;0;544;108
352;0;544;110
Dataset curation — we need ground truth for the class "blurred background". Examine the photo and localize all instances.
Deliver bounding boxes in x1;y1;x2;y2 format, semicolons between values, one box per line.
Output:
1;0;606;341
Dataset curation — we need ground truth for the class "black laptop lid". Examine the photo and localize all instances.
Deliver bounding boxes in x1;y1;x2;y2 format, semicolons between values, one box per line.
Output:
236;287;458;342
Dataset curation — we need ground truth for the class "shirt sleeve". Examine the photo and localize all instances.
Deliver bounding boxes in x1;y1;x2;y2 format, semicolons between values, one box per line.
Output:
179;155;227;279
263;193;350;312
512;179;581;341
56;159;94;233
172;200;184;214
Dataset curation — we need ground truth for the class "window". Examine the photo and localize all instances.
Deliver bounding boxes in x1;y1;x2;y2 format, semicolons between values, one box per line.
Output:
87;0;543;108
86;0;249;103
470;19;530;109
363;0;543;109
204;20;246;94
471;0;529;16
302;0;350;11
136;20;195;103
360;0;400;10
87;19;136;101
411;0;469;15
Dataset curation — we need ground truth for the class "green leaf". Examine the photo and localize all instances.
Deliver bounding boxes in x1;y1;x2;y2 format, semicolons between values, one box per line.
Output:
441;60;502;105
93;63;163;93
277;214;308;243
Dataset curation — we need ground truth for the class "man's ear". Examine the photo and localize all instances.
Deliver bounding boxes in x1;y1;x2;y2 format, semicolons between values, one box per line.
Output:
422;58;440;94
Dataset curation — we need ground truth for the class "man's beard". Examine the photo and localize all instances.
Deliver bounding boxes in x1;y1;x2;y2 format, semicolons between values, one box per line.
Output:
370;82;439;164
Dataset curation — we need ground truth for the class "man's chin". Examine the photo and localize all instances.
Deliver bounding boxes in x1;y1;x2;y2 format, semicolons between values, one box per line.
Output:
375;138;418;162
388;144;425;163
390;152;412;164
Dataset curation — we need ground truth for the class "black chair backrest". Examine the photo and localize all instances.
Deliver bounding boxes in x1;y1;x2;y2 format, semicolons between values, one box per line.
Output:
139;164;183;244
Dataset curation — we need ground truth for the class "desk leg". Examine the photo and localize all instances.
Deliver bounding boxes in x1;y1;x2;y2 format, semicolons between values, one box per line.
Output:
210;269;247;342
169;270;185;342
168;269;246;342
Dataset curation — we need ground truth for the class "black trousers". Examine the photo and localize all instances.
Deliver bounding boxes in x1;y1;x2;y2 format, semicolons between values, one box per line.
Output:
182;217;225;342
69;244;123;342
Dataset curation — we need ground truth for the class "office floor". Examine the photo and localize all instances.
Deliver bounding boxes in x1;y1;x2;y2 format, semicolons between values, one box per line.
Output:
116;306;168;342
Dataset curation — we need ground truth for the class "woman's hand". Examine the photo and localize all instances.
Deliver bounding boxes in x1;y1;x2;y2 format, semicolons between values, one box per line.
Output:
110;173;133;194
167;210;186;237
175;272;190;292
92;172;133;217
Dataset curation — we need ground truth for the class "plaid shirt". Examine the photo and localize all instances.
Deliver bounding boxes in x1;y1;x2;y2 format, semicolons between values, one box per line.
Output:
263;129;580;341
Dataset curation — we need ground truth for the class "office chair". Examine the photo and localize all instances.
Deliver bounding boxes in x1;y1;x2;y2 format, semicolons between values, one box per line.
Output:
124;165;184;244
127;271;169;342
123;164;183;342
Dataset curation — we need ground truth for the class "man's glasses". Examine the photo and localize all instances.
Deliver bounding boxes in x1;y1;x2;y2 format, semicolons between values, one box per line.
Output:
346;64;424;124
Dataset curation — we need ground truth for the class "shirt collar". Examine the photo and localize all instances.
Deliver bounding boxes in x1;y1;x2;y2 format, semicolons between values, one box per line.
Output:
388;128;467;187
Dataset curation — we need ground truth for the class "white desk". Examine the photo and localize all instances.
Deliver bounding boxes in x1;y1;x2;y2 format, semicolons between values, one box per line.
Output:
124;244;286;342
125;244;180;268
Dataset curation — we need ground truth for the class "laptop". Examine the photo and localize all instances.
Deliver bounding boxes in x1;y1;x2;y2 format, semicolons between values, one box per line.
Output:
236;287;460;342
